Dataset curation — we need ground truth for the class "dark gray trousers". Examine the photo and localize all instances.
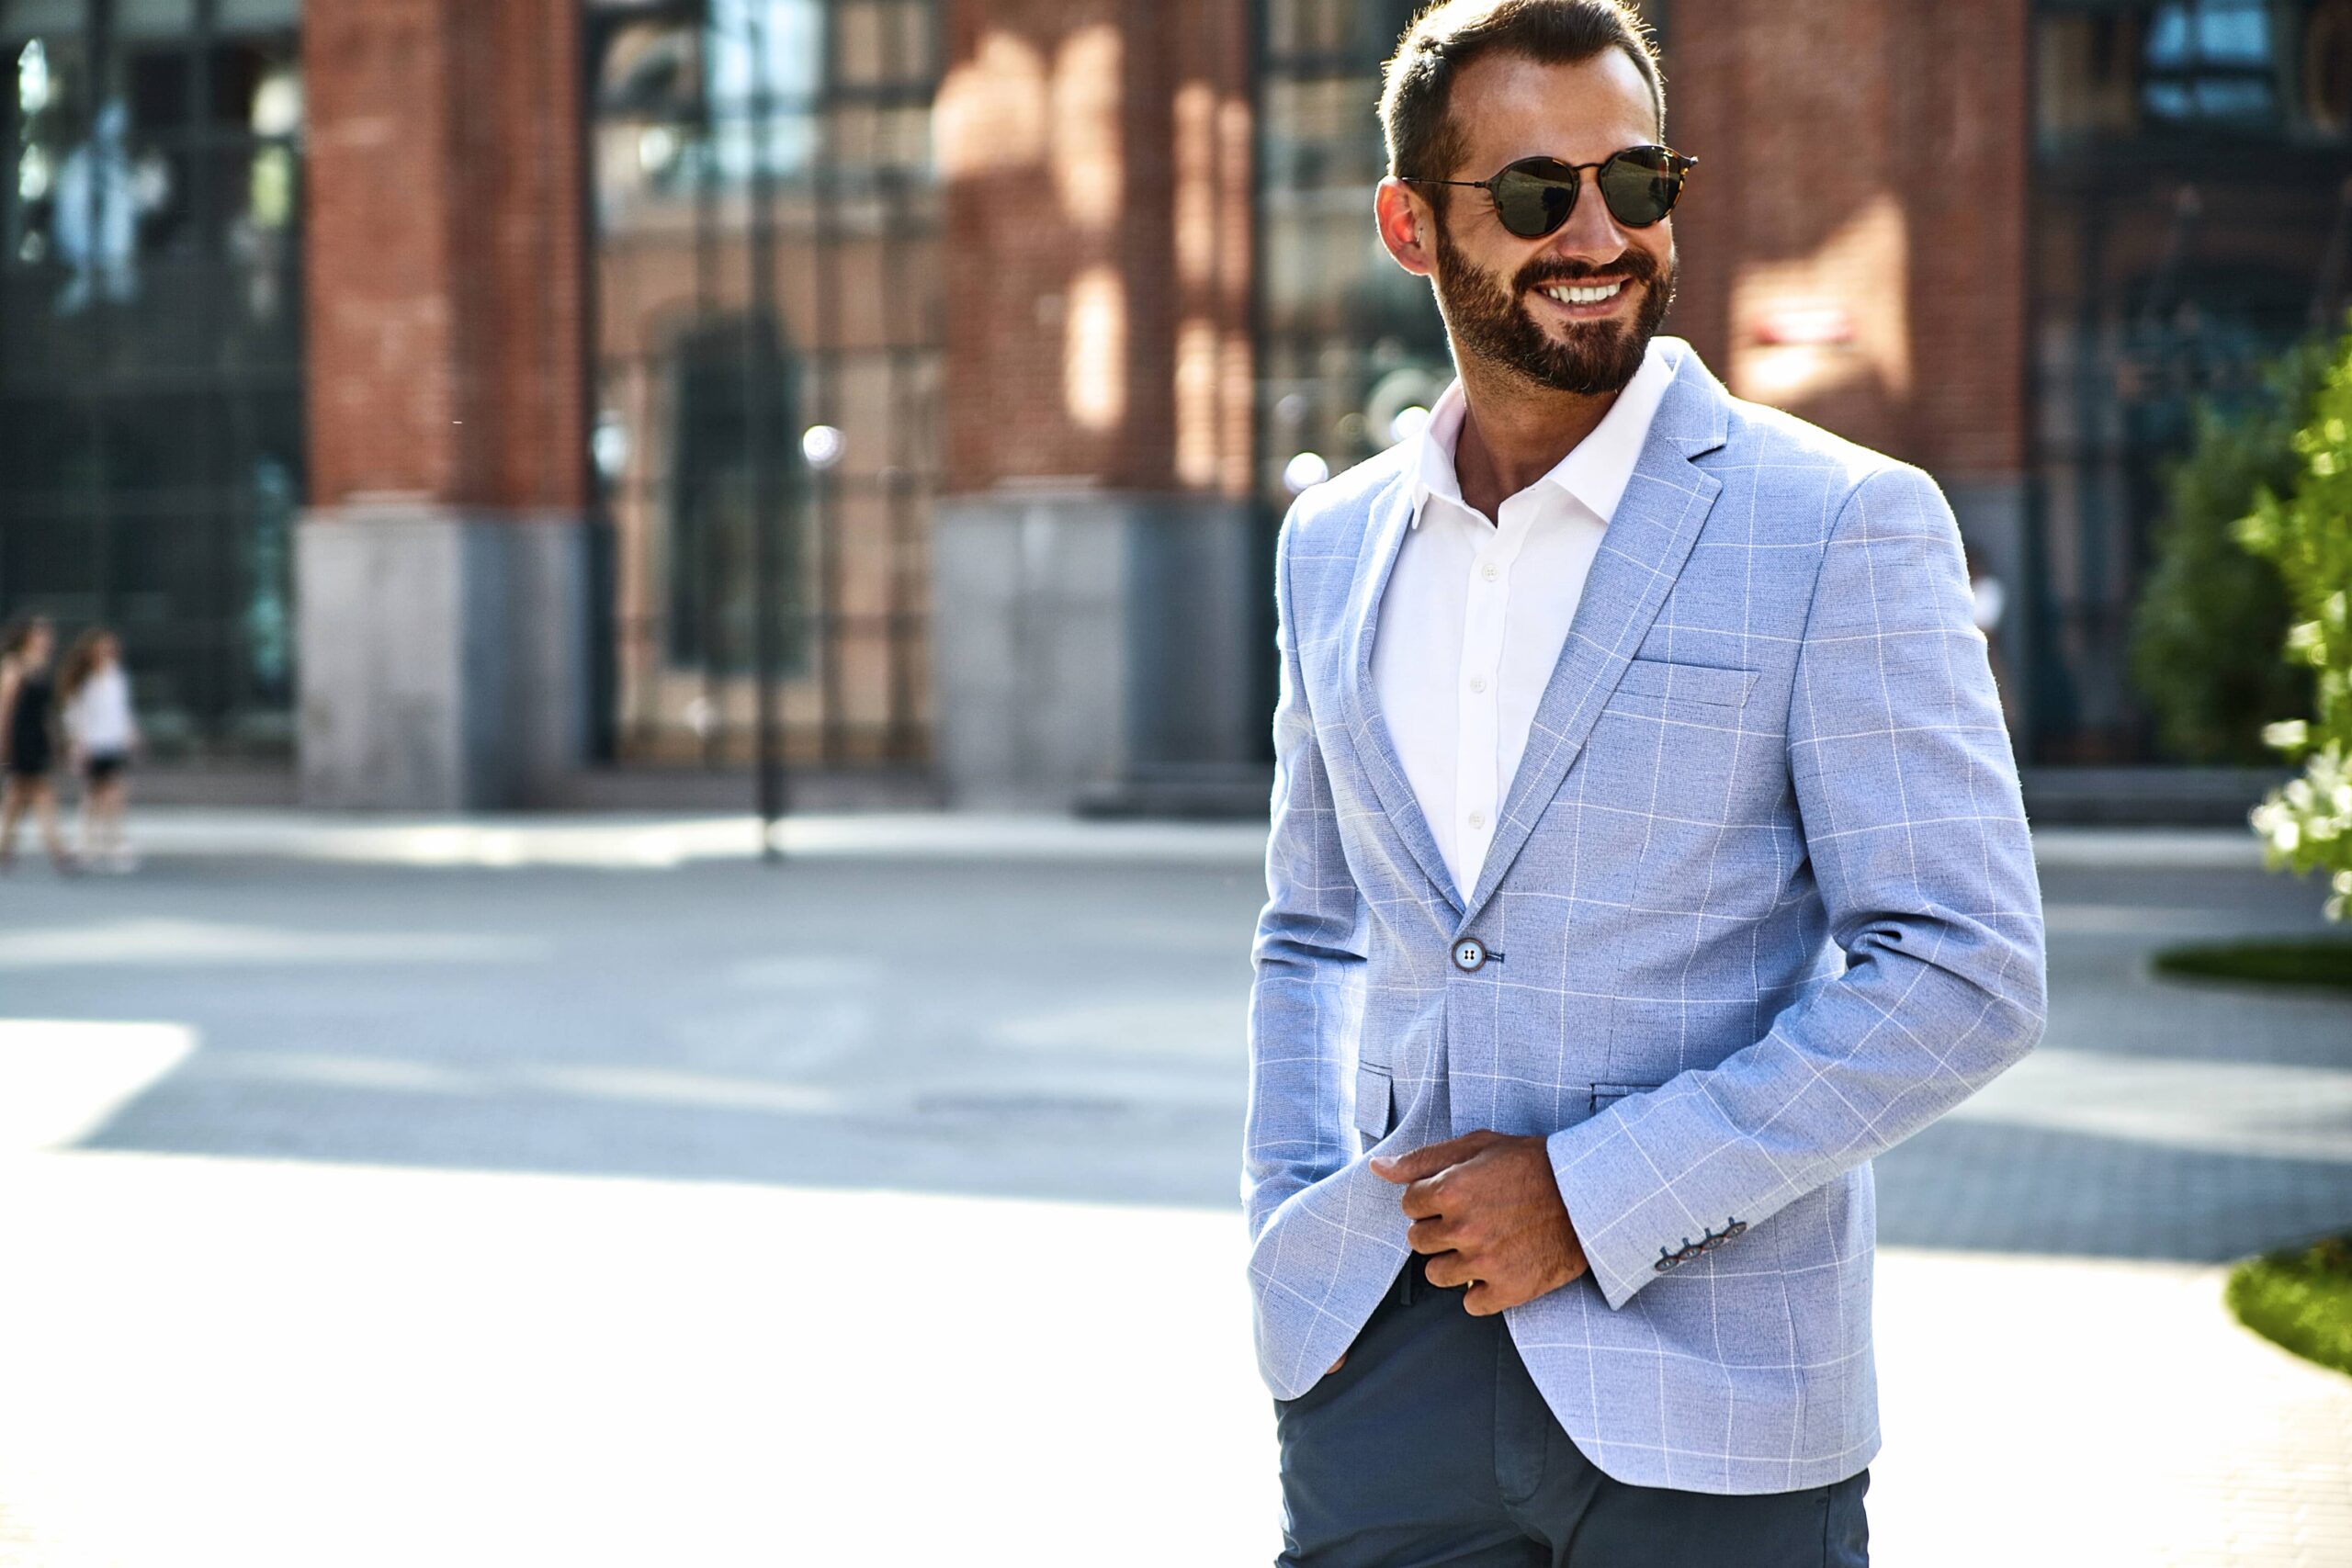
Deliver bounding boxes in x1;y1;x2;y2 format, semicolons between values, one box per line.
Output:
1273;1256;1871;1567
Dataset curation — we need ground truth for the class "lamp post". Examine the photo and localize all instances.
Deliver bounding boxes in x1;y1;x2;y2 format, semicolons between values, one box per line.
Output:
741;0;787;863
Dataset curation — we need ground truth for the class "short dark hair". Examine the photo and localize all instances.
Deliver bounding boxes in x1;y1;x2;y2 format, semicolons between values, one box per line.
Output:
1380;0;1667;184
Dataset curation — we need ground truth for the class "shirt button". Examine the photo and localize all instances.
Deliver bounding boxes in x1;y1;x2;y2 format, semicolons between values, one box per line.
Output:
1468;676;1487;694
1466;810;1487;831
1481;563;1500;582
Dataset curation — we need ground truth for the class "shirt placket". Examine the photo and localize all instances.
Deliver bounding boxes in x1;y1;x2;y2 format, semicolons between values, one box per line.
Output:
1451;499;1537;897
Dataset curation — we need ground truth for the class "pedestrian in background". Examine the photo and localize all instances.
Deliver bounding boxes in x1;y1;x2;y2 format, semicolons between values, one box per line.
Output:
60;626;140;874
0;615;75;874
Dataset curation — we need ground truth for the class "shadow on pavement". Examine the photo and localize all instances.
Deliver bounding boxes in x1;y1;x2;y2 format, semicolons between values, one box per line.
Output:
9;854;2348;1264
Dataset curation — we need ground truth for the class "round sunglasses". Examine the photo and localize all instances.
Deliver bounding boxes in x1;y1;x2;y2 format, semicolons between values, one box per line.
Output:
1401;145;1697;238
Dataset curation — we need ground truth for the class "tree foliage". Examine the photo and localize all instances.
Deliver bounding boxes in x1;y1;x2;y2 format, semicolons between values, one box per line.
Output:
2236;326;2352;920
2130;341;2330;763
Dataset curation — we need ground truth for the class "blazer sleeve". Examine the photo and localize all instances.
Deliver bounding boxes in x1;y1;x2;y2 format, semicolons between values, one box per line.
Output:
1547;463;2049;1310
1242;505;1370;1243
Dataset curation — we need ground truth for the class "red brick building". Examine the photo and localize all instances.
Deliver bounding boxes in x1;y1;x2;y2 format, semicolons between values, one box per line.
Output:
3;0;2346;807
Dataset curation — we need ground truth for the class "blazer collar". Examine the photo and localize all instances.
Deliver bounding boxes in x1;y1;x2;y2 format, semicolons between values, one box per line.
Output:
1337;473;1463;913
1408;338;1684;532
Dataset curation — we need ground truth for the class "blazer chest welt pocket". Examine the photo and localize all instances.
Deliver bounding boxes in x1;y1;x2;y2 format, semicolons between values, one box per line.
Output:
1606;659;1758;712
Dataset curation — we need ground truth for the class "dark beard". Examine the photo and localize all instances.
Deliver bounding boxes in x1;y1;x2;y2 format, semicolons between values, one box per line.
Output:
1430;217;1676;396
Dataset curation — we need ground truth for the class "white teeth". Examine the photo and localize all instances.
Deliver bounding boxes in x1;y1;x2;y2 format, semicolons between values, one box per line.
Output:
1543;281;1624;305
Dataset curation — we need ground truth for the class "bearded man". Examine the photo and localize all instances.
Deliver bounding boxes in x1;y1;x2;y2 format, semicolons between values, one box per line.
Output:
1241;4;2047;1563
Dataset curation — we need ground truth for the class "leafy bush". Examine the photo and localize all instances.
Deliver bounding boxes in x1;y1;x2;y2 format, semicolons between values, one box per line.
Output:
2150;936;2352;990
2130;340;2330;763
2227;1233;2352;1380
2237;326;2352;920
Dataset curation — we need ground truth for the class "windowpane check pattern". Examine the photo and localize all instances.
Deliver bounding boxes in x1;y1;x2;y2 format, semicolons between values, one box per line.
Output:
1244;349;2048;1495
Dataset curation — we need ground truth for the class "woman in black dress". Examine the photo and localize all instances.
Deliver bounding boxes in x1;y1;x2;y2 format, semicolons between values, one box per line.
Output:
1;615;74;873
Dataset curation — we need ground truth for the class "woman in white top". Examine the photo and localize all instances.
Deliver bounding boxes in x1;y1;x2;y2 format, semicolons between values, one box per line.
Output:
60;627;140;873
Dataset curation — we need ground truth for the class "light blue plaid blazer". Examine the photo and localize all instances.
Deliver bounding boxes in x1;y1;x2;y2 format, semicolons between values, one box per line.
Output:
1243;343;2047;1495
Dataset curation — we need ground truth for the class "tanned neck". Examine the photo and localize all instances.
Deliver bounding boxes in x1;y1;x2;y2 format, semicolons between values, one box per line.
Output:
1450;360;1621;525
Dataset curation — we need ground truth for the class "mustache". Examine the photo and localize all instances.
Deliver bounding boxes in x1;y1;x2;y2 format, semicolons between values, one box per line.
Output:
1514;251;1662;295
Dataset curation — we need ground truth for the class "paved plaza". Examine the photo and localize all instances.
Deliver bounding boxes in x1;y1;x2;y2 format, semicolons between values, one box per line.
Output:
0;816;2346;1565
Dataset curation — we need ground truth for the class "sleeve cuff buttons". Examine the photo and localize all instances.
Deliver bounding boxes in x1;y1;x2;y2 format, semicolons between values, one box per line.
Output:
1653;1218;1747;1272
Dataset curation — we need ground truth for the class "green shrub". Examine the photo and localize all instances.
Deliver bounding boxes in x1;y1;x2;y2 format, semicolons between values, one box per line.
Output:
2131;340;2329;764
2237;325;2352;921
2227;1234;2352;1380
2150;936;2352;990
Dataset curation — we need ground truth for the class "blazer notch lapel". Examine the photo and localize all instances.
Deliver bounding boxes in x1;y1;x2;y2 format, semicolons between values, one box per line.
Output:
1456;360;1732;926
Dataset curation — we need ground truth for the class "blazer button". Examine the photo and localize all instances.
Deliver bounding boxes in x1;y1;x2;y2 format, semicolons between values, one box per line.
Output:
1451;938;1487;973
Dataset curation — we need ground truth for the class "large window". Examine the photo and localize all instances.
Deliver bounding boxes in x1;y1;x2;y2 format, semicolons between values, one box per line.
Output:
1256;0;1452;506
0;0;302;756
2029;0;2351;761
588;0;940;766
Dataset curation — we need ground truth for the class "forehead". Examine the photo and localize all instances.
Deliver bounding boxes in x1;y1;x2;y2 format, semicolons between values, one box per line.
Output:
1442;49;1659;174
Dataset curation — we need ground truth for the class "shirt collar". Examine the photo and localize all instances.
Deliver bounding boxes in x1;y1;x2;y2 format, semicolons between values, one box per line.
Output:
1408;336;1683;529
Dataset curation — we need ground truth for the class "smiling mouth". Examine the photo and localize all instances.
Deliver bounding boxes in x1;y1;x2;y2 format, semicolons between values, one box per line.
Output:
1535;279;1627;307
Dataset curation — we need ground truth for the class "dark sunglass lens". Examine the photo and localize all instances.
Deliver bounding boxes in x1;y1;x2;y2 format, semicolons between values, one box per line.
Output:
1491;163;1577;238
1598;148;1682;228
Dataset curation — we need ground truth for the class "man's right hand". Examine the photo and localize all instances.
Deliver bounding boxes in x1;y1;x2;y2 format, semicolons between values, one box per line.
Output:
1326;1354;1346;1374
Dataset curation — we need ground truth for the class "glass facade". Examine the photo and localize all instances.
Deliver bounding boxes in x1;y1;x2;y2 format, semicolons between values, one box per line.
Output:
1255;0;1453;508
5;0;2333;776
587;0;941;766
2029;0;2352;761
0;0;303;757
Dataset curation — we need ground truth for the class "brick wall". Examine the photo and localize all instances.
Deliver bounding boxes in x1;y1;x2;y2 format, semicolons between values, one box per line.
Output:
937;0;1253;494
304;0;588;513
1665;0;2028;479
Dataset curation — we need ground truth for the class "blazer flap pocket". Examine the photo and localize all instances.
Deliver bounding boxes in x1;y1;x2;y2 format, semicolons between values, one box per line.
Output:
1353;1062;1393;1140
1611;659;1758;710
1590;1080;1666;1112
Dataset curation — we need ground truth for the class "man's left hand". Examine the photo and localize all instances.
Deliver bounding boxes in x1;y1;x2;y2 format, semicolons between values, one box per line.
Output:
1371;1131;1588;1316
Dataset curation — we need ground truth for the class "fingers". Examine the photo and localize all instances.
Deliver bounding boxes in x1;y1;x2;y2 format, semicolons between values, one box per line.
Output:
1420;1249;1476;1290
1459;1259;1589;1316
1327;1353;1348;1375
1406;1215;1459;1254
1369;1145;1446;1185
1370;1130;1497;1185
1397;1174;1450;1221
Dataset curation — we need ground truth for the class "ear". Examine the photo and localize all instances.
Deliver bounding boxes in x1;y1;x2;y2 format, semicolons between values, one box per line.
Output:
1375;176;1437;278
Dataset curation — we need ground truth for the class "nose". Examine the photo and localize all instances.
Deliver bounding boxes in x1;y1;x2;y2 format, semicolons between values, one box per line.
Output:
1548;166;1631;264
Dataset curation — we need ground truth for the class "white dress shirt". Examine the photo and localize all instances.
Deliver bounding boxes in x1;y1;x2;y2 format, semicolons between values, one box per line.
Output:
1371;338;1682;902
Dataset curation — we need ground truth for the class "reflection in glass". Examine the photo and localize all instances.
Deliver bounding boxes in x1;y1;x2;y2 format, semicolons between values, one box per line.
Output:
590;0;943;764
52;98;136;310
666;318;807;676
1256;0;1451;503
0;0;305;755
2142;0;2278;124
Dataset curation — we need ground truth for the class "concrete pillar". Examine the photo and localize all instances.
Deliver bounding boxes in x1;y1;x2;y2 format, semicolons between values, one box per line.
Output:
932;0;1260;809
297;0;593;809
